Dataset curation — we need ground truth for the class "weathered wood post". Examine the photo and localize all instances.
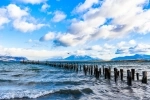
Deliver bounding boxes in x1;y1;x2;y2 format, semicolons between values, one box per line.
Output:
105;68;107;79
142;71;147;84
99;68;101;76
91;66;93;75
117;71;119;76
76;65;78;73
136;73;139;81
131;69;135;80
103;65;105;75
120;69;123;81
114;68;117;82
127;70;132;86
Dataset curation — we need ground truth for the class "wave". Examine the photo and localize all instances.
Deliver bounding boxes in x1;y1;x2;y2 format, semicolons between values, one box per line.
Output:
0;88;93;99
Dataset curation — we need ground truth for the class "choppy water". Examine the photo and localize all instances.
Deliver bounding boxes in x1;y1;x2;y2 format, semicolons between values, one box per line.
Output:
0;61;150;100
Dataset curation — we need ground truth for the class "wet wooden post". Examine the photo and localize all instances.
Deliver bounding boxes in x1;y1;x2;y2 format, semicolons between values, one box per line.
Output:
103;65;105;75
114;68;117;82
76;65;78;73
117;71;119;76
120;69;123;81
96;67;99;79
99;68;101;76
136;73;139;81
91;66;93;75
131;69;135;80
142;71;147;84
105;68;107;79
88;66;90;75
127;70;132;86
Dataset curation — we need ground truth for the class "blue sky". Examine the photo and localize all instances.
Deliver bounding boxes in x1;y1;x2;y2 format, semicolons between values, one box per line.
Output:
0;0;150;60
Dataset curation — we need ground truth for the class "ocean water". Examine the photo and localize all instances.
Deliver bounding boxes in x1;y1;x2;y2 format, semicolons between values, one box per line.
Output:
0;61;150;100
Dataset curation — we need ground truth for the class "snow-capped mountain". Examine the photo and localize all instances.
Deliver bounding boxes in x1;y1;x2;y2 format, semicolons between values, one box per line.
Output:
48;55;101;61
0;56;28;62
111;54;150;61
64;55;100;61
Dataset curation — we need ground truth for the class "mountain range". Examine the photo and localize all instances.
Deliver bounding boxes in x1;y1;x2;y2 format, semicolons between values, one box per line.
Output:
49;54;150;61
0;56;28;62
1;54;150;62
111;54;150;61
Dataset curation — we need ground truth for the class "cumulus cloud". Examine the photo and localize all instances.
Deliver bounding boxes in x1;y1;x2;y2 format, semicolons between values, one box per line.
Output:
13;19;45;32
74;0;99;13
40;0;150;47
41;3;50;12
0;4;46;32
40;32;55;41
129;40;136;45
6;4;29;19
115;43;150;54
18;0;47;4
52;10;66;22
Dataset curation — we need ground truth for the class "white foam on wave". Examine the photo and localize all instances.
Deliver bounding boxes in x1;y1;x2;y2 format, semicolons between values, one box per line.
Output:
0;89;53;99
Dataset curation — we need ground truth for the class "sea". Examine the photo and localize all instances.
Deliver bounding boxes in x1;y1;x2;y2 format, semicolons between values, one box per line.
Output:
0;61;150;100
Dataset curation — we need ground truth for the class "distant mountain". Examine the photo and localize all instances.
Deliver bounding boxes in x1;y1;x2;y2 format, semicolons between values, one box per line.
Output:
0;56;28;62
47;55;101;61
64;55;100;61
112;54;150;61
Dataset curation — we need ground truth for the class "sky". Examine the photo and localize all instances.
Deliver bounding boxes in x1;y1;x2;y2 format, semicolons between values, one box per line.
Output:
0;0;150;60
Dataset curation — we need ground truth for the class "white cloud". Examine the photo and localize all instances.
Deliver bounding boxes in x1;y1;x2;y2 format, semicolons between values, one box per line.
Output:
52;10;66;22
0;8;10;28
129;40;136;45
0;4;46;32
0;16;10;28
54;33;86;46
60;0;150;47
115;42;150;54
7;4;28;19
0;46;68;60
86;45;102;51
18;0;47;4
41;3;50;12
13;19;45;33
40;32;55;41
74;0;99;13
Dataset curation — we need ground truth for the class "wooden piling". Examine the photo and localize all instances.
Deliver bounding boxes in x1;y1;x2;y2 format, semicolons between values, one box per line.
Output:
131;69;135;80
127;70;132;86
136;73;139;81
120;69;123;81
103;65;105;75
99;68;101;76
142;71;147;84
114;68;118;82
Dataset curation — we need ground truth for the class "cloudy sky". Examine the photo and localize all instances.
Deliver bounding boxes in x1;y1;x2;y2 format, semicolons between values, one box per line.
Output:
0;0;150;60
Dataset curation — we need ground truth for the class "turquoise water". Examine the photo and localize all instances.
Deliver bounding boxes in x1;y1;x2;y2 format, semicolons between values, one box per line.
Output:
0;61;150;100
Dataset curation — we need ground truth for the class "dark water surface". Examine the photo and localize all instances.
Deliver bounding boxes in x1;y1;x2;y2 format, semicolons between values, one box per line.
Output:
0;61;150;100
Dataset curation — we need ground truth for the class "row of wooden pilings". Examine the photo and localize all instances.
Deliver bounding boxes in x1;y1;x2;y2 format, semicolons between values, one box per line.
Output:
21;60;148;86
